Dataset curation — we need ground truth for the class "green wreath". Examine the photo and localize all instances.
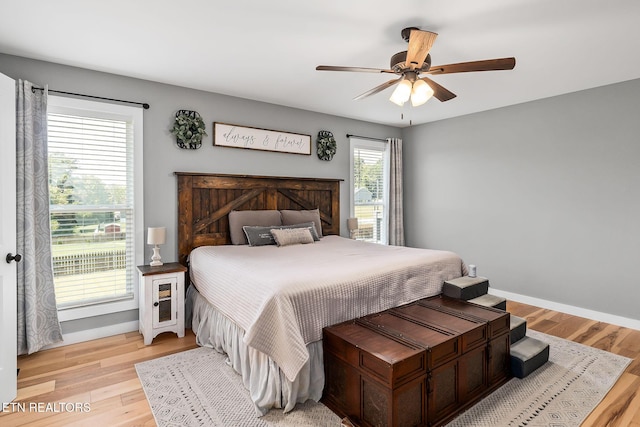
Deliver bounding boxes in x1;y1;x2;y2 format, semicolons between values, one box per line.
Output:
171;110;207;149
317;130;337;161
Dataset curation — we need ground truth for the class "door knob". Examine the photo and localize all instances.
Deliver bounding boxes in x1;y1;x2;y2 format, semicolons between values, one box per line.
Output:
6;253;22;264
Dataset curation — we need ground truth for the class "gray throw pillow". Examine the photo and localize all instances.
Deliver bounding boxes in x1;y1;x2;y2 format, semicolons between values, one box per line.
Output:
280;209;323;237
243;222;320;246
242;225;280;246
229;210;282;245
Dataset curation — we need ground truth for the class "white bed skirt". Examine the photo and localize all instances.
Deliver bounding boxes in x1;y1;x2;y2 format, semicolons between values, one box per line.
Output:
186;285;324;416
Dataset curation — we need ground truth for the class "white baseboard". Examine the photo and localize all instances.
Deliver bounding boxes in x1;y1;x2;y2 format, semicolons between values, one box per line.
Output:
490;288;640;331
43;320;140;350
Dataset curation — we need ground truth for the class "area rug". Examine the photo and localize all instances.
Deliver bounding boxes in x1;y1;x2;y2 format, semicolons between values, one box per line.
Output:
135;330;631;427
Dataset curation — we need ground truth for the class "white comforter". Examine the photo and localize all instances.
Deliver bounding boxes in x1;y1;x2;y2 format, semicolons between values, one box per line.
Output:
189;236;465;382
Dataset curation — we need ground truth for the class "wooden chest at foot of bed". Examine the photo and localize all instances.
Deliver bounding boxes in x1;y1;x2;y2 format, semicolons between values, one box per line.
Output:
322;296;511;427
420;295;512;387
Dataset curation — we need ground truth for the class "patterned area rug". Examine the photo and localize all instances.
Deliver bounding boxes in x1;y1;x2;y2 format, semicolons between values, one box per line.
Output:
135;330;630;427
447;330;630;427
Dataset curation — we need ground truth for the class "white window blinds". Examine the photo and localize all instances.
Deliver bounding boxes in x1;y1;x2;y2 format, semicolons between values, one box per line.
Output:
48;98;141;311
351;138;389;244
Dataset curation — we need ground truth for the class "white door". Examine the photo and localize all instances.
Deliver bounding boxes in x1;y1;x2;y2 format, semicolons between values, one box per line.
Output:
0;72;17;403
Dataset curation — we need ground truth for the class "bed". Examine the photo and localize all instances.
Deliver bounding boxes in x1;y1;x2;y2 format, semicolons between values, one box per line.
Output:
176;172;467;415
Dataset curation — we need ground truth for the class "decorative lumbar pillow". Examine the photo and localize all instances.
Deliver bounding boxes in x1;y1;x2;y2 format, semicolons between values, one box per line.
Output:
287;221;320;241
229;210;282;245
243;222;320;246
280;209;323;237
242;225;280;246
270;228;315;247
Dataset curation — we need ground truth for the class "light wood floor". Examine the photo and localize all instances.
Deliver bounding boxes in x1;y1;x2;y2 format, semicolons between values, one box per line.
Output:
1;301;638;427
507;301;640;427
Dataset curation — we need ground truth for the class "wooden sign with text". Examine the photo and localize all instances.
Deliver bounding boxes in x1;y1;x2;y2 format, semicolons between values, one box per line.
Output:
213;122;311;155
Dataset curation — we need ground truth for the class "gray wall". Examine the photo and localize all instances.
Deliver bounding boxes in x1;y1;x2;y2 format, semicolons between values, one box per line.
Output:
0;53;400;334
4;51;638;334
402;79;640;321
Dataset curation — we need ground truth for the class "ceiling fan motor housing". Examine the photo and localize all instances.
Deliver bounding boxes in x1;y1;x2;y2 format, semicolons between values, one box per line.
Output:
390;51;431;73
401;26;420;42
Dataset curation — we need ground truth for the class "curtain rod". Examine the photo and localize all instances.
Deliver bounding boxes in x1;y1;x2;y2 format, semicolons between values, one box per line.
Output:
345;133;387;142
31;86;150;110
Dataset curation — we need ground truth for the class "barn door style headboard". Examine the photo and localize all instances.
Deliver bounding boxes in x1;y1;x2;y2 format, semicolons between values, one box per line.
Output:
175;172;342;266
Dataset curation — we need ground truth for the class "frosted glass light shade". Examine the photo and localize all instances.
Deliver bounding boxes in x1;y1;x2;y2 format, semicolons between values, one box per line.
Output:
389;80;412;106
410;80;434;107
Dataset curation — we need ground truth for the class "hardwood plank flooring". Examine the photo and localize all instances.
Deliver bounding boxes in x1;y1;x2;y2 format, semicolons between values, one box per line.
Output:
1;331;197;427
507;301;640;427
1;303;638;426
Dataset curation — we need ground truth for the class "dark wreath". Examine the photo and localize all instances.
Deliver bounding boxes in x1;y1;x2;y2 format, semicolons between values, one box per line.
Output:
316;130;337;161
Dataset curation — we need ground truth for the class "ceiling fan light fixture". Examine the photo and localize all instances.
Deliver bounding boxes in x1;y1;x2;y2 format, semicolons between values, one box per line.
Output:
389;79;412;106
410;79;434;107
316;28;514;107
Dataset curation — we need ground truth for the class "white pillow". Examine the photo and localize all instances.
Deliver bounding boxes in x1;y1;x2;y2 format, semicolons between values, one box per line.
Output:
270;228;315;247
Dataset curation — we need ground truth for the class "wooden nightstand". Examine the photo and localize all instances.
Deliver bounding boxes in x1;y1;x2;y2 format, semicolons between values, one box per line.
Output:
137;262;187;345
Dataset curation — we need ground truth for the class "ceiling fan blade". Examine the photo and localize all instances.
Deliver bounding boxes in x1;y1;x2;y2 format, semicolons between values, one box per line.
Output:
420;77;457;102
405;29;438;70
353;78;403;101
428;57;516;75
316;65;395;74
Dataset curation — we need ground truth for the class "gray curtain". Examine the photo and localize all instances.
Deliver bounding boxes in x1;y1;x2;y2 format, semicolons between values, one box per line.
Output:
388;137;405;246
16;80;62;355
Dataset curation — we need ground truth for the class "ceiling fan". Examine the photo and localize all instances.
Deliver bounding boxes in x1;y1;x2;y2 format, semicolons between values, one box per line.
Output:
316;27;516;107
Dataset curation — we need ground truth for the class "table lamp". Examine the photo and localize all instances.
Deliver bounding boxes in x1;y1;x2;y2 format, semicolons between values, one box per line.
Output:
347;217;359;239
147;227;166;266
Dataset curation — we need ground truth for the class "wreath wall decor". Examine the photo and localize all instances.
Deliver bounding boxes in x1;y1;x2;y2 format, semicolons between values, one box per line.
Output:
316;130;337;161
171;110;207;149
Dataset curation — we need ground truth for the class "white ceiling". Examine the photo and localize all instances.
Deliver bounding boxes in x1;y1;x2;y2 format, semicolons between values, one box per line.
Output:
2;0;640;127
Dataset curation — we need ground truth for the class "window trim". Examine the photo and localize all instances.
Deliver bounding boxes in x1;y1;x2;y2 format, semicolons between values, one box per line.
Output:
349;137;390;245
48;96;144;322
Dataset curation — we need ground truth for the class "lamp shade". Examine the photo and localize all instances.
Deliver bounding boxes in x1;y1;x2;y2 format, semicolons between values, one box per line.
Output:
410;80;434;107
147;227;166;245
389;79;412;106
347;217;359;231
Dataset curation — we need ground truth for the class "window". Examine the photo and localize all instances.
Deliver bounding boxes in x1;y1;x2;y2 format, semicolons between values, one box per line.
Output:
350;137;389;244
47;96;143;321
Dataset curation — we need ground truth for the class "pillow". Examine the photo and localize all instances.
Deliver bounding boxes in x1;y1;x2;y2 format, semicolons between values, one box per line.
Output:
280;209;323;237
242;225;280;246
288;221;320;241
229;210;282;245
243;222;319;246
271;228;315;247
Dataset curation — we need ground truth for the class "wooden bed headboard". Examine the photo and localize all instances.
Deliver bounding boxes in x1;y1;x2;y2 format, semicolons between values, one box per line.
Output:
175;172;342;266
